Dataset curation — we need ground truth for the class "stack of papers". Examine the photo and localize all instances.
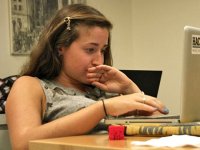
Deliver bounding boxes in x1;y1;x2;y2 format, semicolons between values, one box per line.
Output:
132;135;200;147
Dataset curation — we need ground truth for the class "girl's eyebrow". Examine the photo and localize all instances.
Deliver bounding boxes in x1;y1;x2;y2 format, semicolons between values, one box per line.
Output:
86;42;99;46
86;42;108;48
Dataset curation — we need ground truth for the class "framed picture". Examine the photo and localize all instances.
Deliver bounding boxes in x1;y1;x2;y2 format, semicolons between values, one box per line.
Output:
9;0;86;55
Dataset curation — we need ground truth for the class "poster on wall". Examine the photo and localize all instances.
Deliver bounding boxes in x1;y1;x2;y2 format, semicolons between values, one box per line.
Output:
9;0;86;55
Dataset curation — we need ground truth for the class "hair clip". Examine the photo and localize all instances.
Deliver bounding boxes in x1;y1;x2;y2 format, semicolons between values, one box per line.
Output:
64;17;71;30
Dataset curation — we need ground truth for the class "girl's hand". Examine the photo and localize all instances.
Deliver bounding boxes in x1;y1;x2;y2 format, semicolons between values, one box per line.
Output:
105;92;169;117
87;65;140;94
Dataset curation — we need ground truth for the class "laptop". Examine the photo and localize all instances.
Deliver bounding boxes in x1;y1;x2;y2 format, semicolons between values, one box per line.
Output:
120;70;162;98
105;26;200;124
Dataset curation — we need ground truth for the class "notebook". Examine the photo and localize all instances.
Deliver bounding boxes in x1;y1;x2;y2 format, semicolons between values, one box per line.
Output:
105;26;200;124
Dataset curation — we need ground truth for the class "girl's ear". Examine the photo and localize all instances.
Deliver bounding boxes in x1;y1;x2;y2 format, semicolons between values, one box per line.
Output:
58;47;64;56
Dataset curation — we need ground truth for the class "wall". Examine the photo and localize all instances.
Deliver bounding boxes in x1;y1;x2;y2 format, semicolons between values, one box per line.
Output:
1;0;200;115
0;0;28;78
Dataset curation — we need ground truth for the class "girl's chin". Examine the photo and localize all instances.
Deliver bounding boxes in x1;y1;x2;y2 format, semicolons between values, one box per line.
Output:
85;82;93;86
82;80;92;85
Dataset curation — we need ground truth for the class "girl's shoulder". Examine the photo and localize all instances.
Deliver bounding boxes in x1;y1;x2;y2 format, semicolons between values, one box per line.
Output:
14;76;40;86
12;76;43;94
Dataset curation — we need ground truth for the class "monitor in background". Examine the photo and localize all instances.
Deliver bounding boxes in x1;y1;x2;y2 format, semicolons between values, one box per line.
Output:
120;70;162;97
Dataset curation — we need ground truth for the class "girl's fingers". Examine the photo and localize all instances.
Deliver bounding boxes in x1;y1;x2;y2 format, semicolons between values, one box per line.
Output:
132;101;158;112
95;65;112;71
143;97;169;114
88;65;112;73
133;92;169;115
91;82;107;91
87;78;99;83
87;73;102;78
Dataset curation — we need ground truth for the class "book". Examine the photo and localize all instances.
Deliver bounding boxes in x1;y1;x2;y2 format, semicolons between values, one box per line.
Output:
125;122;200;136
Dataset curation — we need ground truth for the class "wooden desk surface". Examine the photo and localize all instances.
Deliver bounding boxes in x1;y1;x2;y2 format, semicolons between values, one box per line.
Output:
29;134;200;150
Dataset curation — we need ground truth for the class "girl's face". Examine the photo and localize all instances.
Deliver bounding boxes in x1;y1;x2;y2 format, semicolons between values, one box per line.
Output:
58;26;109;86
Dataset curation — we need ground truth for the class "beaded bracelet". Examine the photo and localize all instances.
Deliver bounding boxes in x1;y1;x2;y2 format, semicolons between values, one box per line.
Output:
101;99;108;118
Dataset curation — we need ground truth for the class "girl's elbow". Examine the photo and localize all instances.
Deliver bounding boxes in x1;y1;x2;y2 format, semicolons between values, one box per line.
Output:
10;132;30;150
11;141;29;150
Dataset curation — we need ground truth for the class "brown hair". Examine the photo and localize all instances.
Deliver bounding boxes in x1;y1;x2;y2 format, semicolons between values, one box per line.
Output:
21;4;113;80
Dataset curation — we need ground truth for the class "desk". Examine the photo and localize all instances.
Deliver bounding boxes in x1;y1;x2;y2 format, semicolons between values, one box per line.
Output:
29;134;199;150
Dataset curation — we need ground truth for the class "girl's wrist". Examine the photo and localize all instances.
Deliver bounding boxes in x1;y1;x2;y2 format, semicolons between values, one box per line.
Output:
122;82;141;95
101;99;108;118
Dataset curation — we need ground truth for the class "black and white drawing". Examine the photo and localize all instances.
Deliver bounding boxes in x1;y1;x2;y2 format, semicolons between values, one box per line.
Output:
9;0;86;55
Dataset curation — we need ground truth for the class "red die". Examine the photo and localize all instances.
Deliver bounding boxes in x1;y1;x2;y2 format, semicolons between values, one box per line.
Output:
108;125;124;140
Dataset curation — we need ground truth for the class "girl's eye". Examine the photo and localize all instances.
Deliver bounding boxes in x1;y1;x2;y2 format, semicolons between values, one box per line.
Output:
86;48;95;53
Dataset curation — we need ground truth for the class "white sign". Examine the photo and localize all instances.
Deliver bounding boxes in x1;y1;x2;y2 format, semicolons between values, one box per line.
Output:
192;34;200;54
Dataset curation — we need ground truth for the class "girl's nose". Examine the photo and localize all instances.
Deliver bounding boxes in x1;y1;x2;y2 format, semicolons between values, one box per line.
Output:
92;52;104;66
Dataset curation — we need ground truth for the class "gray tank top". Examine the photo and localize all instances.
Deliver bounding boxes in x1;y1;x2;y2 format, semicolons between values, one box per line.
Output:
40;79;111;124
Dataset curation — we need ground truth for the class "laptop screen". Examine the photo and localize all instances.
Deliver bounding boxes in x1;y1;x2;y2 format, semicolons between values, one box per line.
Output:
120;70;162;97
